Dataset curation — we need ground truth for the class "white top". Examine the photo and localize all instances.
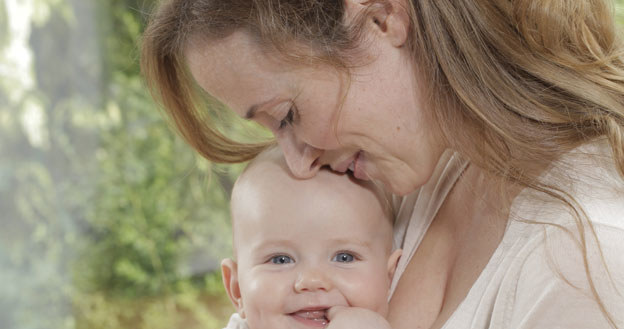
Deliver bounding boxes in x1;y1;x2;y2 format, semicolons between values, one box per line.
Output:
390;140;624;328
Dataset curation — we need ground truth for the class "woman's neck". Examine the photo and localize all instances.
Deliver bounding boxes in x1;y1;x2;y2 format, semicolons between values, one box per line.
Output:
387;163;523;329
428;163;523;329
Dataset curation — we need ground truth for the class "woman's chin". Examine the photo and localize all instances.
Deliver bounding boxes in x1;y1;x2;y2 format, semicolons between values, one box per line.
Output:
390;183;418;197
372;175;417;196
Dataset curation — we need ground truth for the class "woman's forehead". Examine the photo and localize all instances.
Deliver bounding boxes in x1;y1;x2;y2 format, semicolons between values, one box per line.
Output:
185;31;295;77
185;32;290;112
185;31;343;120
185;32;262;86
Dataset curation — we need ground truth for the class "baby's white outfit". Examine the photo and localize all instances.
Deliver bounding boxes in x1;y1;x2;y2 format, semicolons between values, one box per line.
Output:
222;313;248;329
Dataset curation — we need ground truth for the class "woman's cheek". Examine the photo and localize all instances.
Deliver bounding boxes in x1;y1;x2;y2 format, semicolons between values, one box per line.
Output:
300;118;343;150
254;113;280;133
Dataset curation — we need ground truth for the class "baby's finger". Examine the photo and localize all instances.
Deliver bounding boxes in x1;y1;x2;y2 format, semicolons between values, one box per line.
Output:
326;305;348;321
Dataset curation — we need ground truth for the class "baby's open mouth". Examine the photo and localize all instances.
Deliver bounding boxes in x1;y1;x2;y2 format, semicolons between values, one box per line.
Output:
289;309;329;327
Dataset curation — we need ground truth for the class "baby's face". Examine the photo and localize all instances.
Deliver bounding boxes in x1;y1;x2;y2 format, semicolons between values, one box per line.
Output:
227;167;397;329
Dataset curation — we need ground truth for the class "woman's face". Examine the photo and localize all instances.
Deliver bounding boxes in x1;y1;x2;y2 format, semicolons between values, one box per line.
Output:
185;29;445;195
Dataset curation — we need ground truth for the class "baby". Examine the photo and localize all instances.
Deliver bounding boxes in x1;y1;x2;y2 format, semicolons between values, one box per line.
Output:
220;148;401;329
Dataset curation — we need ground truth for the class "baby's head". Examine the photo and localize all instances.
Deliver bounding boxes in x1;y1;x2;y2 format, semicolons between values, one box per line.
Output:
221;147;401;329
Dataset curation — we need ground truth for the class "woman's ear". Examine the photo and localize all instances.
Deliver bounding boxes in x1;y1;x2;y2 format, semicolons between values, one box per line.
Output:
221;258;245;318
344;0;410;47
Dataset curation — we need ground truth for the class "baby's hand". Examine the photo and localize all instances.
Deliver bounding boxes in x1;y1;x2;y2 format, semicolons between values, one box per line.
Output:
326;306;392;329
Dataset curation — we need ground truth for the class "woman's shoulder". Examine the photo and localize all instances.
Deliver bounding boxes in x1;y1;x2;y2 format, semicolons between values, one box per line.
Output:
444;208;624;329
512;138;624;228
496;138;624;327
444;139;624;329
505;138;624;300
492;219;624;328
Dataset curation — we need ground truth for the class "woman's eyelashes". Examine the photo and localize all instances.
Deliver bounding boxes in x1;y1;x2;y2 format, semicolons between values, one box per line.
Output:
278;105;295;129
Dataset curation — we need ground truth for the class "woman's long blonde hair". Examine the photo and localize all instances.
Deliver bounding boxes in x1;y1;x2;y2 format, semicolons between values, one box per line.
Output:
141;0;624;174
141;0;624;326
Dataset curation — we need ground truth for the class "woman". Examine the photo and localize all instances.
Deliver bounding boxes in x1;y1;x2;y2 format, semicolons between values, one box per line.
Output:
141;0;624;328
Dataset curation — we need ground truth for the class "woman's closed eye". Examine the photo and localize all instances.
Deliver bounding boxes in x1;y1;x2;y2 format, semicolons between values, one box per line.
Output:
332;252;355;263
270;255;294;264
278;105;295;129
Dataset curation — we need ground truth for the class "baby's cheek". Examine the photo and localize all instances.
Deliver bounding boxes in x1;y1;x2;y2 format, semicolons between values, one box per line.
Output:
239;273;288;327
335;270;390;315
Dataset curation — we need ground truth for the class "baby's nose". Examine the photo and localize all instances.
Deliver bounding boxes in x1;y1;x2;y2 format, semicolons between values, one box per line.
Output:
294;268;332;292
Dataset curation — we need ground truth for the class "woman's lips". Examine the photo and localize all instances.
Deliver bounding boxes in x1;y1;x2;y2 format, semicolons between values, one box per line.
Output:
352;152;369;180
289;309;329;327
333;154;357;173
332;151;368;180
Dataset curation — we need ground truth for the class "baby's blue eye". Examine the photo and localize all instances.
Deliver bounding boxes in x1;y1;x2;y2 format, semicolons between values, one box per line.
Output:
333;252;355;263
271;255;293;264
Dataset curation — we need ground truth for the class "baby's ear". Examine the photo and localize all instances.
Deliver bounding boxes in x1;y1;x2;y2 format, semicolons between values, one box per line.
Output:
221;258;245;318
387;249;402;281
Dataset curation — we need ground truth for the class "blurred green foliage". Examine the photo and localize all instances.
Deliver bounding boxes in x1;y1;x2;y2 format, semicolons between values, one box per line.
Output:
0;1;623;329
1;0;255;328
0;1;7;49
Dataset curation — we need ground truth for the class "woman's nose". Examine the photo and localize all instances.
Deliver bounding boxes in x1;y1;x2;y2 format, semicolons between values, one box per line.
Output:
294;268;332;293
278;131;322;179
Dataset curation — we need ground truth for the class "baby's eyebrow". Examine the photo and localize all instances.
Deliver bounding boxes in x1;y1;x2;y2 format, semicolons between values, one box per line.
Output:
251;239;296;251
328;237;372;249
